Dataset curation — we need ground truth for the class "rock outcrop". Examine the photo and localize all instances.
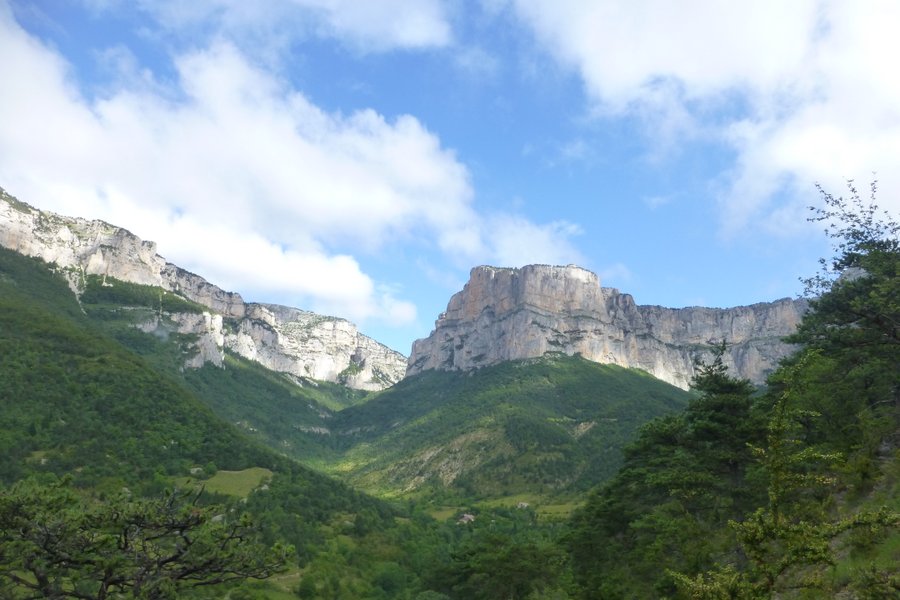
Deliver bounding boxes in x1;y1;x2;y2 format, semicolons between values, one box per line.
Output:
0;187;406;391
408;265;808;389
226;304;405;390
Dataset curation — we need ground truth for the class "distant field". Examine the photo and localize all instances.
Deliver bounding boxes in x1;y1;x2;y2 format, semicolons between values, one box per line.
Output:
425;505;463;521
174;467;273;498
477;493;583;521
205;467;273;496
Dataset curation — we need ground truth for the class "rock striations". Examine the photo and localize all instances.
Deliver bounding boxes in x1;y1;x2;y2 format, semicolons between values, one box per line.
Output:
0;188;406;391
408;265;807;389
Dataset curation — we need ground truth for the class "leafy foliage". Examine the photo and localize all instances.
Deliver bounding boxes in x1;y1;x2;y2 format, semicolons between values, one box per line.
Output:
181;353;366;462
0;249;279;489
567;345;762;597
425;527;569;599
0;478;291;599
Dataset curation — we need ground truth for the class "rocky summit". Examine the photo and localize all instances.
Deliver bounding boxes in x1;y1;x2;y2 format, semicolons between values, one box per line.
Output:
0;188;406;391
408;265;807;389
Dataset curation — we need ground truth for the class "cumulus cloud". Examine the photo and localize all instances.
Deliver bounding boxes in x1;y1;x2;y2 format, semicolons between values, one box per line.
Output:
0;6;469;323
484;215;583;268
508;0;900;231
0;3;582;325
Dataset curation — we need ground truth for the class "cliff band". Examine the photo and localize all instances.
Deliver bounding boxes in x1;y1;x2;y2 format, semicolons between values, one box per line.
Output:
408;265;807;389
0;188;406;391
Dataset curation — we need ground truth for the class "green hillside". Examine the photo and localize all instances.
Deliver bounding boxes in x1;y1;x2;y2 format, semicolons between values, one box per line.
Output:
324;354;692;501
0;248;270;489
62;256;692;505
0;244;586;598
2;185;897;599
0;247;422;597
76;271;366;463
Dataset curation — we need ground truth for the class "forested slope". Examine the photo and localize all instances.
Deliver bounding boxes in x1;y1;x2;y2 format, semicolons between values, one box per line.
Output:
566;184;900;599
327;355;691;500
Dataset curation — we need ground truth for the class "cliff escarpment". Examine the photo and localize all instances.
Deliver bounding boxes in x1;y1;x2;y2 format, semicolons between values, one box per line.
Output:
408;265;807;389
0;188;405;391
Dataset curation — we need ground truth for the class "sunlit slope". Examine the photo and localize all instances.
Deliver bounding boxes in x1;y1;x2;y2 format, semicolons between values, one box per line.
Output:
326;354;692;499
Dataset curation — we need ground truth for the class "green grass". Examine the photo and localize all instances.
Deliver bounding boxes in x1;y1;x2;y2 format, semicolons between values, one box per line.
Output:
204;467;274;497
424;506;464;521
474;492;583;521
173;467;274;498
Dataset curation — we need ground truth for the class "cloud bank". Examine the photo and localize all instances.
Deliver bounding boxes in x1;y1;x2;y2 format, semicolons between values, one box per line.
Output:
0;2;583;326
509;0;900;232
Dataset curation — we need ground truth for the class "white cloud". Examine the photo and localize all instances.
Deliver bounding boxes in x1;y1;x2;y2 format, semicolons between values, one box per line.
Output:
0;4;584;326
0;6;473;323
131;0;453;52
511;0;817;107
509;0;900;232
453;45;501;78
598;262;632;287
484;215;583;268
642;195;671;210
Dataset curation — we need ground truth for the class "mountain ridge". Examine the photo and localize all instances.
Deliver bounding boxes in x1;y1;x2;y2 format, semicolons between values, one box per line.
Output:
2;187;807;392
409;264;808;389
0;187;406;391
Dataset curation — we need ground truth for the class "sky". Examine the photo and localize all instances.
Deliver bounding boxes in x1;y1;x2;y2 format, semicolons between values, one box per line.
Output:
2;1;899;354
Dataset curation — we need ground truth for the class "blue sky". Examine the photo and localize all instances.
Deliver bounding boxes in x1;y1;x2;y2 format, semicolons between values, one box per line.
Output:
2;1;899;354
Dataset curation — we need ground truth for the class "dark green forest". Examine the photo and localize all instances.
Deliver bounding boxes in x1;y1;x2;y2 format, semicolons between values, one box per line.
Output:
1;183;898;598
567;183;900;598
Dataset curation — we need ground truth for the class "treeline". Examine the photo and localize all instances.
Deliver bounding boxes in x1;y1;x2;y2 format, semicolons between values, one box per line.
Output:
567;183;900;598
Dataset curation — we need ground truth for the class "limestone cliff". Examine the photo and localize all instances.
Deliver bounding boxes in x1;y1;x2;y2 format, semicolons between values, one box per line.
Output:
0;187;406;391
226;304;405;391
408;265;807;389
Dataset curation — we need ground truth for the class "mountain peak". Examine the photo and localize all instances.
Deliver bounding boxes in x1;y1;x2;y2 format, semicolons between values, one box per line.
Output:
409;263;807;389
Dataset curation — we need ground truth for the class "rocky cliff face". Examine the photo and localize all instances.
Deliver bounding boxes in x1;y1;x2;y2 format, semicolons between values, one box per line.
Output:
0;188;406;391
408;265;808;389
226;304;405;390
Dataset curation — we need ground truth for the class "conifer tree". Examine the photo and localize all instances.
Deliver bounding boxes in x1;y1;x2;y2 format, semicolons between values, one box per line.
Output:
0;478;292;599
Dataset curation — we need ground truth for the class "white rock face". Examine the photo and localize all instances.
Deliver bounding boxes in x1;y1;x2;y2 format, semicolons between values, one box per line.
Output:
0;188;406;390
136;312;226;369
408;265;808;389
226;304;406;392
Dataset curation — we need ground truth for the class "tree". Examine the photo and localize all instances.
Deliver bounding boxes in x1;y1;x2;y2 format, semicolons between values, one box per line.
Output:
0;478;292;599
567;344;761;598
670;355;899;599
669;183;900;599
426;530;567;600
790;180;899;477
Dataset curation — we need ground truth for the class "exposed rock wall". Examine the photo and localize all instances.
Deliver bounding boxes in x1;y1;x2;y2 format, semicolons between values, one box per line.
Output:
408;265;807;389
0;188;406;390
226;304;406;391
136;312;226;369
